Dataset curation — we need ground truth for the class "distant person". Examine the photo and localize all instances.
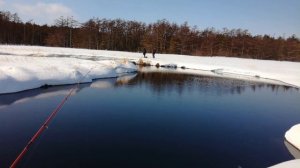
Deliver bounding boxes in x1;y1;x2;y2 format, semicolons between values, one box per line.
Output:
152;48;156;58
143;48;147;58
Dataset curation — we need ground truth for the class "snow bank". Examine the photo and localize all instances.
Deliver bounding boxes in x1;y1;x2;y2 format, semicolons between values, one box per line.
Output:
272;124;300;168
0;54;136;94
269;159;300;168
285;140;300;159
146;56;300;88
0;45;300;94
285;124;300;151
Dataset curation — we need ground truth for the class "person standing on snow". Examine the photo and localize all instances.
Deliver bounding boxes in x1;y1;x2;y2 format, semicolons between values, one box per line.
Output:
152;48;156;58
143;48;147;58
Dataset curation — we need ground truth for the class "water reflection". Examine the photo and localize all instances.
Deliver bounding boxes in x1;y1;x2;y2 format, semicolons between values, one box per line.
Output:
0;72;297;109
0;74;137;109
128;72;298;96
0;85;79;109
91;74;137;88
0;71;299;168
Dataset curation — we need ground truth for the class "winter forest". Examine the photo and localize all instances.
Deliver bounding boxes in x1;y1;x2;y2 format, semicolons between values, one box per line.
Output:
1;11;300;61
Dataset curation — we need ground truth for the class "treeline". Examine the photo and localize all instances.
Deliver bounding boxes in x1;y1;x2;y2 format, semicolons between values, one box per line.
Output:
1;11;300;61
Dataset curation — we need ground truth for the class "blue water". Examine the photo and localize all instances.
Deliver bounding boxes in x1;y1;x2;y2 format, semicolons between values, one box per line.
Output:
0;72;299;168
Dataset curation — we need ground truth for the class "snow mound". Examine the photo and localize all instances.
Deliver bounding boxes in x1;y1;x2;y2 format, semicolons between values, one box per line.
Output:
285;140;300;159
285;124;300;151
115;60;137;74
0;55;137;94
269;159;300;168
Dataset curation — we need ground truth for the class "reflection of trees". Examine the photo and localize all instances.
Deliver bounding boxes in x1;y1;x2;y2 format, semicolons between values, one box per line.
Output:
128;72;187;95
251;83;297;93
0;72;297;107
128;72;298;96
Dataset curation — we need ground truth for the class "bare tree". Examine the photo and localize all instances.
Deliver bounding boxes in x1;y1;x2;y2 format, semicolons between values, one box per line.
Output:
1;10;300;62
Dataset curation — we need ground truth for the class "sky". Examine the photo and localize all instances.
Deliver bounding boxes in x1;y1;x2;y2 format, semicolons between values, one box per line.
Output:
1;0;299;37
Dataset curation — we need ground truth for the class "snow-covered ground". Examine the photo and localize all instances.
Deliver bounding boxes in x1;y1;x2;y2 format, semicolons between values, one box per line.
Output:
1;45;300;94
285;124;300;151
0;45;137;94
269;159;300;168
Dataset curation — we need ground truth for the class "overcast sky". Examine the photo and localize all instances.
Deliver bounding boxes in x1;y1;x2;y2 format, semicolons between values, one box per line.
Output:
1;0;299;37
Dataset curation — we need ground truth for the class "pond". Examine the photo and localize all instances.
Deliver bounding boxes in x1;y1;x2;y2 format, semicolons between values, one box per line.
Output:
0;71;300;168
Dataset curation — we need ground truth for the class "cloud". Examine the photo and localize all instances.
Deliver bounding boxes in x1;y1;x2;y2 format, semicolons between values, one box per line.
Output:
0;0;5;7
12;2;75;25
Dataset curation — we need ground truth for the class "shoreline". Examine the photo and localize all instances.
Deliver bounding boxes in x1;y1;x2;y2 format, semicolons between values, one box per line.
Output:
1;45;299;94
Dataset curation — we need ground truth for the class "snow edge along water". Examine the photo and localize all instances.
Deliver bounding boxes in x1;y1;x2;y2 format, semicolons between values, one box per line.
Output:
0;45;300;94
0;54;137;94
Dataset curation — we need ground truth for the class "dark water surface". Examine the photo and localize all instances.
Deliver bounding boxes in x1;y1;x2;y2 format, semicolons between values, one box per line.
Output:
0;72;300;168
